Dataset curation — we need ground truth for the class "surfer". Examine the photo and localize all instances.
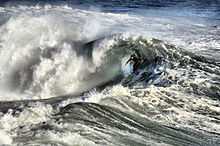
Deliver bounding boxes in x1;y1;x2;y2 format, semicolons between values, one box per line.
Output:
126;49;143;73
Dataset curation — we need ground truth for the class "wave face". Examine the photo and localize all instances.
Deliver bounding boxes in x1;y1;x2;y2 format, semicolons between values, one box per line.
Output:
0;1;220;146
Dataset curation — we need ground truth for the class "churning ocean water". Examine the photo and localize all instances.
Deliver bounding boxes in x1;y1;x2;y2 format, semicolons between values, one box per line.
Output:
0;0;220;145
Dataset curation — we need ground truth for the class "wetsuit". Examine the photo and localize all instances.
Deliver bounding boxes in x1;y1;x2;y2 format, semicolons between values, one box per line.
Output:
126;50;143;73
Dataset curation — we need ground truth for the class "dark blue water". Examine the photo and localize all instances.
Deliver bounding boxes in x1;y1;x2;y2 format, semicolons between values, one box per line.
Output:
1;0;220;11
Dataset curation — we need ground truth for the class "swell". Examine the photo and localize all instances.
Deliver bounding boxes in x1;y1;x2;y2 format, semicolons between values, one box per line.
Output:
11;102;220;146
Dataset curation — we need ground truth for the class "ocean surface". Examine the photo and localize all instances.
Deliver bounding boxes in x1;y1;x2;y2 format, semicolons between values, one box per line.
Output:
0;0;220;145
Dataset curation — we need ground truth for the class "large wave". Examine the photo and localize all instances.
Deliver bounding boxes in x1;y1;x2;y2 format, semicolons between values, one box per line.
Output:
0;7;138;100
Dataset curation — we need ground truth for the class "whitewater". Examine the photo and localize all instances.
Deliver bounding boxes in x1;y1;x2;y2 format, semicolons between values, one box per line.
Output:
0;1;220;146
